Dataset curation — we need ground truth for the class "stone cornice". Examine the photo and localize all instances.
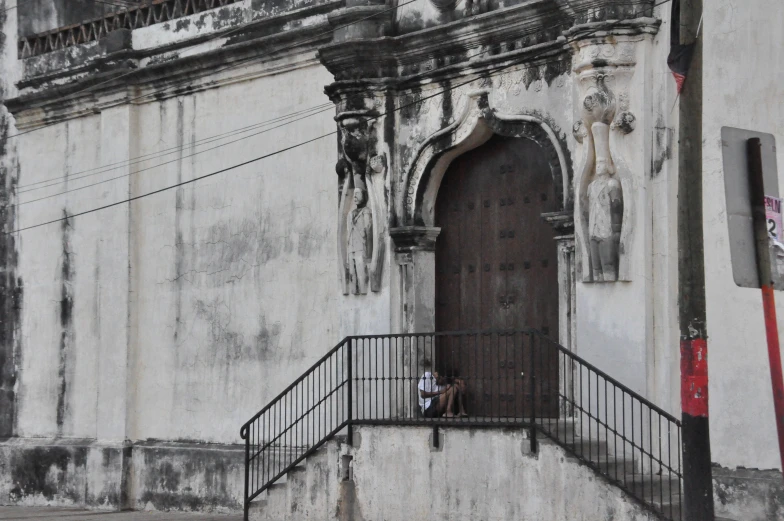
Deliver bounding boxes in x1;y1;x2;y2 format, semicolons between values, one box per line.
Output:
321;17;658;103
6;1;343;127
319;3;660;95
390;226;441;252
319;0;569;83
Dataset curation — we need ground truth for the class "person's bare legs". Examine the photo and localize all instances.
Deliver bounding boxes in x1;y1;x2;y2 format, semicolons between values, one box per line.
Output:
436;386;457;417
454;378;468;416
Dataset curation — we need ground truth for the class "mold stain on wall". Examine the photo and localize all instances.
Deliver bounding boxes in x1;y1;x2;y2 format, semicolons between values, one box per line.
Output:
56;211;74;436
0;109;22;438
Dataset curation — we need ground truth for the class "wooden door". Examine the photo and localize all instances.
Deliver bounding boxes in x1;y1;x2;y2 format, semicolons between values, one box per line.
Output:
435;135;559;418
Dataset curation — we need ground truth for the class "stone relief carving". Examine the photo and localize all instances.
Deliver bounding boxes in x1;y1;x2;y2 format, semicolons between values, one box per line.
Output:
347;186;373;294
336;114;386;294
573;57;636;282
581;76;624;282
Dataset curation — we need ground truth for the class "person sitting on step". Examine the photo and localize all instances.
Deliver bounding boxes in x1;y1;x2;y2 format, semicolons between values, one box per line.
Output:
418;361;468;418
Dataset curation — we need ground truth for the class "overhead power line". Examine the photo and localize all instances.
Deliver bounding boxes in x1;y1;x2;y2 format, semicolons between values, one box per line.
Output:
13;0;667;202
16;102;334;192
8;0;672;235
5;0;424;140
0;0;30;12
17;104;335;205
114;0;638;108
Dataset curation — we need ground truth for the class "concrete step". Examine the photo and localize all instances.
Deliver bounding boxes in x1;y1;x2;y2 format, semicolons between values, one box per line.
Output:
565;449;639;476
621;472;681;504
249;436;340;521
536;417;578;437
563;438;609;458
650;500;681;521
249;482;289;521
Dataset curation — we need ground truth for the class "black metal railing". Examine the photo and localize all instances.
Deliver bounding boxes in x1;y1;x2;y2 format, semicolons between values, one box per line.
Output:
240;330;682;521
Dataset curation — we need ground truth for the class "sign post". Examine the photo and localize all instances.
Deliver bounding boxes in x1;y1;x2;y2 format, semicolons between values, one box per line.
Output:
747;137;784;472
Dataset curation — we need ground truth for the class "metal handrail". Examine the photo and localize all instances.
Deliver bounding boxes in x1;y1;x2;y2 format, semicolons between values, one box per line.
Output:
240;329;683;521
239;338;348;437
345;329;680;425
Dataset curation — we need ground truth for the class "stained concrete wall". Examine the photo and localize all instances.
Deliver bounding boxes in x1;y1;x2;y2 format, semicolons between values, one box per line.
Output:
1;0;782;516
701;0;784;516
702;0;784;472
0;0;376;505
250;425;659;521
11;60;344;445
572;4;681;444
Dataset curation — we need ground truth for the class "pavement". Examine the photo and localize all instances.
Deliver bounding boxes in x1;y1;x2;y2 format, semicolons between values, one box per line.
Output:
0;508;242;520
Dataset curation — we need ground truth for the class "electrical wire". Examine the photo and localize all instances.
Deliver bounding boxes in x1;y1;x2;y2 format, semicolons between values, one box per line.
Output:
0;0;31;13
9;0;648;141
14;0;667;198
7;0;674;234
16;102;334;191
85;0;143;10
6;0;425;140
123;0;642;107
17;104;335;205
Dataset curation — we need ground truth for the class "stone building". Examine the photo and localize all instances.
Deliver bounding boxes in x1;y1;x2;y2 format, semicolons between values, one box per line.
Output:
0;0;781;519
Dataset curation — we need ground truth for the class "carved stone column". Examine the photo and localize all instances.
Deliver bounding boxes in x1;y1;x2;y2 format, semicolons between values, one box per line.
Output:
390;226;440;417
542;211;576;352
389;226;441;333
542;210;576;416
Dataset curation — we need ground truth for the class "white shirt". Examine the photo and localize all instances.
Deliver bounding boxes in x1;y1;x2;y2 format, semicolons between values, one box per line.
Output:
418;372;442;412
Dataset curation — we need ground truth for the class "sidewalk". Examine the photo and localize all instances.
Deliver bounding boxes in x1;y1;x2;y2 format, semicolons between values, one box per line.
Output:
0;507;242;520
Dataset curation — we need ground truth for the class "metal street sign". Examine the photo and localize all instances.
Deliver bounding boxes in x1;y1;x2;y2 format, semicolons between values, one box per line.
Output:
721;127;782;289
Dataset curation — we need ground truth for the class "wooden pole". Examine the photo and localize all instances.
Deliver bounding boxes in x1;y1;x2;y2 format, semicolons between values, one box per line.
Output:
677;0;715;518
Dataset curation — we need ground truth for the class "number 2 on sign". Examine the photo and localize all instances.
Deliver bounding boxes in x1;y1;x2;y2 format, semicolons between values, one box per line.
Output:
769;218;777;237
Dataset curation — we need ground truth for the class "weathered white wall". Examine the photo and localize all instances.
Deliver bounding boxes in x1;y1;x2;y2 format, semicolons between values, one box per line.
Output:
251;425;660;521
574;13;680;421
703;0;784;472
11;60;345;445
127;64;339;444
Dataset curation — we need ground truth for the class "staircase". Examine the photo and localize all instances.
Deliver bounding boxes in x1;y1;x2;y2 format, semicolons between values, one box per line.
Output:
240;330;684;520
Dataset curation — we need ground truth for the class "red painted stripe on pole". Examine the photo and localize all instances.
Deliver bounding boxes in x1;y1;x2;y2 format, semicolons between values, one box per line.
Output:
681;338;709;418
760;284;784;472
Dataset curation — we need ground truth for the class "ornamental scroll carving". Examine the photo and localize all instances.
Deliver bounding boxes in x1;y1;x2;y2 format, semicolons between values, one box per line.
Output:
573;54;636;282
337;115;386;295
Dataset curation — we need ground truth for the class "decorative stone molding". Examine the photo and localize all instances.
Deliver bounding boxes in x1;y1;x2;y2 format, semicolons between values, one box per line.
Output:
400;89;571;227
389;226;441;253
17;0;244;58
319;1;568;83
541;210;575;236
327;0;392;43
430;0;458;12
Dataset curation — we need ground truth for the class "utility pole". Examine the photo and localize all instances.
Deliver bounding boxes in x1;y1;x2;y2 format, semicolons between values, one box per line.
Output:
677;0;715;519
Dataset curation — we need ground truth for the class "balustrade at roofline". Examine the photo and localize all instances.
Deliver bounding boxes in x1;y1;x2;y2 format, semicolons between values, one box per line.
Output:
18;0;245;59
17;0;658;61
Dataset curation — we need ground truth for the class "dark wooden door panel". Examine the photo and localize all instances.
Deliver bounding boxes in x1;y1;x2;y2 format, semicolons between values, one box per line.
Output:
435;135;559;418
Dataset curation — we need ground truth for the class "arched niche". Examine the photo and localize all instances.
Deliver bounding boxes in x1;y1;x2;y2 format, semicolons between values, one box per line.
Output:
400;89;572;228
391;89;577;354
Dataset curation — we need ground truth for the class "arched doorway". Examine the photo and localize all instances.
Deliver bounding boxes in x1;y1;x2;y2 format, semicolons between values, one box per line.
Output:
434;135;559;417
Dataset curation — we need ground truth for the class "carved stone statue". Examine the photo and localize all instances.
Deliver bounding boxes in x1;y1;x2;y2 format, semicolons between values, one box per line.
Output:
579;76;626;282
587;122;623;281
347;189;373;294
